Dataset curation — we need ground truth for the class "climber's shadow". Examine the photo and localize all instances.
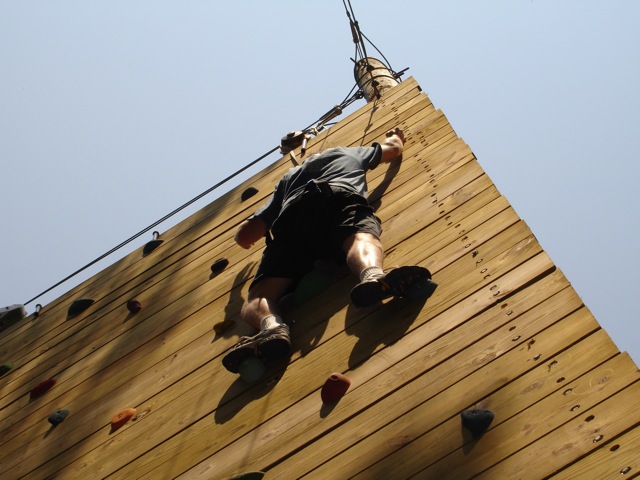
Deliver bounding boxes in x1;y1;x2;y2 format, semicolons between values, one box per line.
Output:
345;295;427;370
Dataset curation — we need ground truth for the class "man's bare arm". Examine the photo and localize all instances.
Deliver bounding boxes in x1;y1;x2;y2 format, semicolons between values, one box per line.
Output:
379;128;405;163
234;216;267;249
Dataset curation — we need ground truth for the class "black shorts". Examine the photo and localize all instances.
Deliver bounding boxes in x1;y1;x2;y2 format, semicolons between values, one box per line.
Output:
250;185;382;289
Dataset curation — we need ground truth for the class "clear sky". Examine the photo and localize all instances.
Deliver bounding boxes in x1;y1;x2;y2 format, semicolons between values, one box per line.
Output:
2;1;638;363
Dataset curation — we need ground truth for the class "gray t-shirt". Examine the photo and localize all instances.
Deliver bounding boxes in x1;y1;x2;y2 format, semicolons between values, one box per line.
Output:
254;143;382;229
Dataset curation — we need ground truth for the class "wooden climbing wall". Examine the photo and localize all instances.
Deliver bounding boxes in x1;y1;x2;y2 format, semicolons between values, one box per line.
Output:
0;77;638;479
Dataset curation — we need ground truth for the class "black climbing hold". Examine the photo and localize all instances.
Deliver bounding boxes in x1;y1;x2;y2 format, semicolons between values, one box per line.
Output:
67;299;94;317
126;298;142;314
461;409;494;438
231;471;265;480
143;231;163;256
48;409;70;426
210;258;229;275
241;187;258;202
30;378;57;399
0;363;13;376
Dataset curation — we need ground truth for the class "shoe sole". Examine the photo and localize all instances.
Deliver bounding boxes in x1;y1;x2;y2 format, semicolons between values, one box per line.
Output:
351;266;434;308
222;335;291;374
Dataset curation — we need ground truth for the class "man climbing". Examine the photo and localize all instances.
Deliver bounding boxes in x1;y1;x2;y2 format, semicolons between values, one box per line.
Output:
222;127;436;373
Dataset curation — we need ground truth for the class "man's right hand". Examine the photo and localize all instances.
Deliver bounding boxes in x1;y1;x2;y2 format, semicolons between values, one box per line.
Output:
386;128;405;144
380;127;405;163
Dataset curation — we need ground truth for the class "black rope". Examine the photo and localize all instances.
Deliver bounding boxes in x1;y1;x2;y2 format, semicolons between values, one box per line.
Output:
343;0;401;80
24;87;366;307
23;145;279;306
23;1;389;308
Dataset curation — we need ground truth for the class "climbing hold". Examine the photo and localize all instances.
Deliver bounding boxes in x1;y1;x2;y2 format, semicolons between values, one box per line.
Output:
111;408;137;432
67;298;94;318
143;231;163;256
30;378;57;399
238;357;266;384
294;269;333;306
211;257;230;275
321;372;352;404
230;472;265;480
0;363;13;376
48;409;70;426
461;409;494;438
0;304;26;323
213;319;235;335
126;299;142;314
34;304;43;318
241;187;258;202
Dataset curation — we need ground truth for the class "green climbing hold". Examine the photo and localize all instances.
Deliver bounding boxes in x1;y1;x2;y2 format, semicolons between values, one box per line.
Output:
0;363;13;376
48;409;70;426
230;471;265;480
294;269;333;306
238;357;266;384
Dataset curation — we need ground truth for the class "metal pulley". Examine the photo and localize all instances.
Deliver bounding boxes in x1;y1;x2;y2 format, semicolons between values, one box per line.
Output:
280;131;307;155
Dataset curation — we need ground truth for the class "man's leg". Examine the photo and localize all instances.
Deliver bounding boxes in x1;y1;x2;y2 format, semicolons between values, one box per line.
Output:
343;231;436;307
343;232;385;280
242;277;293;330
222;277;294;373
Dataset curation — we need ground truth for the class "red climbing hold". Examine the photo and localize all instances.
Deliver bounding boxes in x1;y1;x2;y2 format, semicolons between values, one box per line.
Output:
30;378;57;399
321;372;352;404
126;299;142;314
111;408;137;432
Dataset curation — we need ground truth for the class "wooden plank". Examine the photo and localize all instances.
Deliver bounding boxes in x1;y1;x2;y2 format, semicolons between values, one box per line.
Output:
0;145;488;459
47;229;553;478
276;303;597;479
5;71;631;480
0;78;426;356
1;109;476;420
473;380;640;480
0;87;439;395
0;172;527;476
0;114;477;437
549;423;640;479
132;258;563;480
382;351;638;479
2;190;528;476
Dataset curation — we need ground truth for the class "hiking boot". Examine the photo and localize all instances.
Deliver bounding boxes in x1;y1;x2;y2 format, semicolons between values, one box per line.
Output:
350;265;437;308
222;324;292;373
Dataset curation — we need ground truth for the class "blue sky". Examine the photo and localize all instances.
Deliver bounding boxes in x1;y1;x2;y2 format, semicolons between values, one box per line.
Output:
2;1;638;363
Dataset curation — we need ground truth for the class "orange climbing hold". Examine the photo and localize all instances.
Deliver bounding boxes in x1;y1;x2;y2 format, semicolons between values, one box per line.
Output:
111;407;137;432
